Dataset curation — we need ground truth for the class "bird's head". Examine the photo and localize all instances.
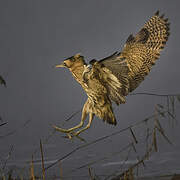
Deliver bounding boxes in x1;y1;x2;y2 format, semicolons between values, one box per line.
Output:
56;53;86;71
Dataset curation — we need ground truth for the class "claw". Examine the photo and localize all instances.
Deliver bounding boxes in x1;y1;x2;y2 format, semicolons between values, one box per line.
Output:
62;134;72;139
74;134;86;142
52;125;86;142
69;132;86;142
61;132;86;142
61;132;75;139
66;133;73;139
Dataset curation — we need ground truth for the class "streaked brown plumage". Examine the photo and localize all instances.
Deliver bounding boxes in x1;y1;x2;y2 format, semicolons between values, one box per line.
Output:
53;11;170;138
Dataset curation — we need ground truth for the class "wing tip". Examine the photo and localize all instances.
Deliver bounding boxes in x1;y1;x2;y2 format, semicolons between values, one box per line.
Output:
126;34;135;44
152;11;170;49
155;10;160;16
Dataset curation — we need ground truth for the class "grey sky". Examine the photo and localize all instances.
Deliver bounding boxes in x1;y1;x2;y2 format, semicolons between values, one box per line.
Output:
0;0;180;177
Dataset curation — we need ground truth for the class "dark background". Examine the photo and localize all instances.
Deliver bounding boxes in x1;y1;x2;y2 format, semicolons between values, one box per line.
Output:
0;0;180;178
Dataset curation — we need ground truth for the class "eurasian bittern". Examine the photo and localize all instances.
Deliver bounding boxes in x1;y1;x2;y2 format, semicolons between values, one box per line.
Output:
53;11;170;138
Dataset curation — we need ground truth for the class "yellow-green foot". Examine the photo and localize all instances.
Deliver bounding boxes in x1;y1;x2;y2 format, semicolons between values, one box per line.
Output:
52;125;71;133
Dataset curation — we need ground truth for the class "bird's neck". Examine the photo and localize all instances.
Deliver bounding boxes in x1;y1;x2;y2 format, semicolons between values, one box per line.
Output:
70;65;85;84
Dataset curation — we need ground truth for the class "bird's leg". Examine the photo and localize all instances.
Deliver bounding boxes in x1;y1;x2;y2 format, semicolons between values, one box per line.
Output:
74;113;94;136
53;106;88;133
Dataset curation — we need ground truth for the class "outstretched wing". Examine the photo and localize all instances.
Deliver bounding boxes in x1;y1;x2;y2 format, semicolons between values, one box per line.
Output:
120;10;170;92
90;11;170;105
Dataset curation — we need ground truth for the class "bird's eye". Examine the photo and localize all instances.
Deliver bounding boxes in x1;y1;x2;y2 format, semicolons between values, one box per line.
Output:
63;62;67;66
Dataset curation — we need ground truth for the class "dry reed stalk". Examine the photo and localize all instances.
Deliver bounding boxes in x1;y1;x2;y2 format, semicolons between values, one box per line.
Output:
40;139;45;180
0;122;7;127
156;118;172;145
30;155;35;180
129;168;134;180
20;175;24;180
124;171;128;180
132;142;137;153
129;128;138;144
153;127;158;152
155;105;172;145
88;167;94;180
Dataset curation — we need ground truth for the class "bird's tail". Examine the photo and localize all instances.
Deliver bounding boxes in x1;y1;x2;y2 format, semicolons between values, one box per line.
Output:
96;103;117;125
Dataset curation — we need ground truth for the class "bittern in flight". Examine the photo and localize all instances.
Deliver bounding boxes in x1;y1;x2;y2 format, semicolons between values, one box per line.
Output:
54;11;170;138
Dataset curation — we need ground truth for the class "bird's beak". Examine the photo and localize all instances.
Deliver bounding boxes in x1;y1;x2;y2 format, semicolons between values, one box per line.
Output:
55;62;66;68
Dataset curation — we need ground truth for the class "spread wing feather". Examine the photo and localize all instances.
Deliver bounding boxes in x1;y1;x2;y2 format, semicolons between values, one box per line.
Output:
90;11;169;105
122;11;170;92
